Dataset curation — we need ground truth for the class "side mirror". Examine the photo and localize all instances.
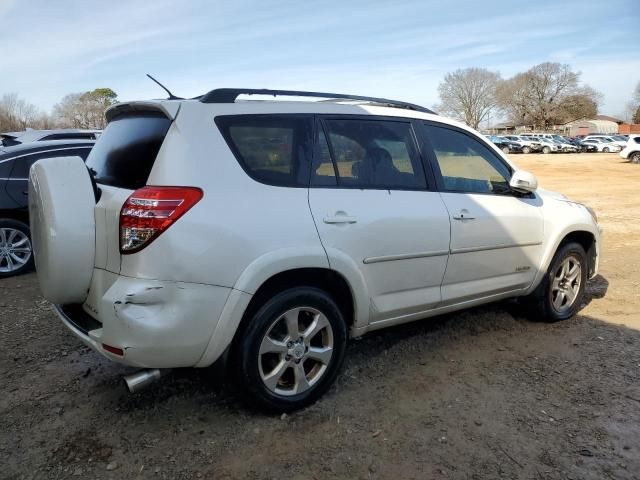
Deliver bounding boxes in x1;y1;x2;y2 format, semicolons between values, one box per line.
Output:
510;170;538;193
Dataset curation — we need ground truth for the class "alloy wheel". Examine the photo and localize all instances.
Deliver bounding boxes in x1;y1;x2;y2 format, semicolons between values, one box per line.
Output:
550;255;582;314
0;228;32;273
258;306;334;396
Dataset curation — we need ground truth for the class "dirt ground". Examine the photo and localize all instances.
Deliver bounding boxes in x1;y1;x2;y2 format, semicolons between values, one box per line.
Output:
1;153;639;480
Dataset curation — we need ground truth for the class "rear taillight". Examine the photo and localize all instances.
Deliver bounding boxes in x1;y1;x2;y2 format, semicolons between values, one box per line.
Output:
119;186;203;254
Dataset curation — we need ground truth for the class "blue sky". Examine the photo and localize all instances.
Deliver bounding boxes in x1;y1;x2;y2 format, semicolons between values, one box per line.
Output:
1;0;638;119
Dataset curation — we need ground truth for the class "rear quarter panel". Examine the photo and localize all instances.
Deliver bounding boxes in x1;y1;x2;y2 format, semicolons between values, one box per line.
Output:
119;102;326;290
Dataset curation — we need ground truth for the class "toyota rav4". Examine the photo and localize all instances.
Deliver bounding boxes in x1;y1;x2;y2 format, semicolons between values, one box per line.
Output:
29;88;601;411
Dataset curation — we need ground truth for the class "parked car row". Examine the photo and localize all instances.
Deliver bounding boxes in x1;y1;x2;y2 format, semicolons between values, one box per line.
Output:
0;129;98;277
485;133;628;154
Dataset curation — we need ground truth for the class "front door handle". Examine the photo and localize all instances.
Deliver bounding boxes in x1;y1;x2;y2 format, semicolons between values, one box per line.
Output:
323;211;357;224
452;209;475;220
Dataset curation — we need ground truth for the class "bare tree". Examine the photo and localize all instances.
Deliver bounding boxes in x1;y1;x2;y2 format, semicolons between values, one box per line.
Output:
496;73;533;126
0;93;41;131
525;63;579;127
436;68;501;129
630;81;640;124
498;63;600;128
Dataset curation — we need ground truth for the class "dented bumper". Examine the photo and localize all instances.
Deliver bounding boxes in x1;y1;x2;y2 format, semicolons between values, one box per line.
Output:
55;268;232;368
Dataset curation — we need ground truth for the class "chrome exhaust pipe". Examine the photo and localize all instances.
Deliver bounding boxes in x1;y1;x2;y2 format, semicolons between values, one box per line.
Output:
123;369;170;393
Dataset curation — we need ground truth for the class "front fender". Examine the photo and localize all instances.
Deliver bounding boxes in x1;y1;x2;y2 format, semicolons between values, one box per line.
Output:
527;199;601;294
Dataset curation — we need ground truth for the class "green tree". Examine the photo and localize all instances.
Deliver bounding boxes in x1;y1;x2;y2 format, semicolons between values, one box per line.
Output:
53;88;118;129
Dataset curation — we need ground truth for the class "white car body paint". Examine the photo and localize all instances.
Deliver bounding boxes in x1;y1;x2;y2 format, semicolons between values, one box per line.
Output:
31;97;601;369
619;135;640;160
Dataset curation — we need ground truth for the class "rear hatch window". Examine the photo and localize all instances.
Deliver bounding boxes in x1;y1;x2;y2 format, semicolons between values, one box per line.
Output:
86;111;171;190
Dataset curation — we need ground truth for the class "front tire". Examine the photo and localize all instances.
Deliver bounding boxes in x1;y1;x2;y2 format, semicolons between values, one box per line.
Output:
542;146;551;154
0;219;34;278
232;287;347;412
527;242;588;322
603;147;610;153
522;146;531;154
502;146;510;154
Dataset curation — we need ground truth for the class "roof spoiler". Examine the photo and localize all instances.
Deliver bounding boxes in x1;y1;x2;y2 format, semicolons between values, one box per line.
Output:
105;101;181;123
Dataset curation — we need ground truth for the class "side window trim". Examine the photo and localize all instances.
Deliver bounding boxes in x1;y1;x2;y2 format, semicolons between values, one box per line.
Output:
312;114;429;192
409;119;438;191
419;120;515;196
316;117;341;186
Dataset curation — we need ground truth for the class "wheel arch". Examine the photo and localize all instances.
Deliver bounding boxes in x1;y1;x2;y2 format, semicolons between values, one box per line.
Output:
195;248;369;367
236;267;356;340
530;226;598;296
0;209;29;225
557;230;597;278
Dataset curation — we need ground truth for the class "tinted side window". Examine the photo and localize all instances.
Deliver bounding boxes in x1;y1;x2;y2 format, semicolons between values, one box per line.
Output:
216;115;311;187
86;112;171;190
424;124;512;194
10;147;93;178
634;136;640;144
315;119;426;190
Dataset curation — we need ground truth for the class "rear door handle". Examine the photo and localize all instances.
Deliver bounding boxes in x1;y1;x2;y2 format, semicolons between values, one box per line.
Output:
452;209;475;220
323;211;357;224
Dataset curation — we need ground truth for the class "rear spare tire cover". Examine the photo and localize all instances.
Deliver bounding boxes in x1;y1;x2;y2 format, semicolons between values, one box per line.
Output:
29;156;96;304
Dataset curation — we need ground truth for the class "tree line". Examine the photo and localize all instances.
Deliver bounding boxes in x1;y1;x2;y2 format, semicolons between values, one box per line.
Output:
3;71;639;134
436;62;639;130
0;88;118;132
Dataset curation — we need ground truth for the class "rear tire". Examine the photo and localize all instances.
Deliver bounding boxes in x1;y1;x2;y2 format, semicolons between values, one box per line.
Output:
231;287;347;412
603;147;610;153
630;152;640;164
0;219;34;278
526;242;588;322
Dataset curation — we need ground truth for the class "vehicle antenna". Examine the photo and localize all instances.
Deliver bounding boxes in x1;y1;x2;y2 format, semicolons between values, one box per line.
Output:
146;74;184;100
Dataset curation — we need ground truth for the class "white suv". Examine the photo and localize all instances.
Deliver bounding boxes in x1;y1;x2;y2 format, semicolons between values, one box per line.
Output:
28;89;601;411
619;134;640;163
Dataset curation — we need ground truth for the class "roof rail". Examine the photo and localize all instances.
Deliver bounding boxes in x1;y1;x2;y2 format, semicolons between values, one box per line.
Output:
198;88;436;114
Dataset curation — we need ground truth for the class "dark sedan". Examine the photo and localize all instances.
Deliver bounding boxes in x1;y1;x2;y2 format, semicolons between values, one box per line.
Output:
0;140;95;277
572;139;598;153
486;135;524;154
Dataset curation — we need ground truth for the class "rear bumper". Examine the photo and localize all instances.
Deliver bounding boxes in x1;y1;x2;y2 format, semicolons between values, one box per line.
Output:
55;271;234;368
619;148;633;159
